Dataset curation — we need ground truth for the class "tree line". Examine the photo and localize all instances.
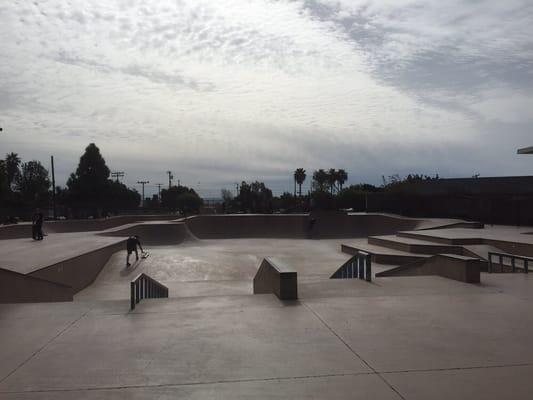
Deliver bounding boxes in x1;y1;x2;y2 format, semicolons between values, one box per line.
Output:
0;143;203;220
222;169;439;213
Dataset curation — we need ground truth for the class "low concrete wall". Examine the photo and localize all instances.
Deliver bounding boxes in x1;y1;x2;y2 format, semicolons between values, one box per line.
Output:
30;241;125;293
0;215;177;239
184;213;430;240
185;215;309;239
376;254;482;283
0;268;73;303
253;258;298;300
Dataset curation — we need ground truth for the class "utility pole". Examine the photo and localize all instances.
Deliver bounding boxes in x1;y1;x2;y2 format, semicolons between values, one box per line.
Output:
234;182;239;196
51;156;56;220
137;181;149;208
166;171;173;189
111;171;125;182
155;183;163;200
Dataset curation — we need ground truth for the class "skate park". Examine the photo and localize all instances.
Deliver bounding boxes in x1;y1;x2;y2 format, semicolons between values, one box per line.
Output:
2;213;533;399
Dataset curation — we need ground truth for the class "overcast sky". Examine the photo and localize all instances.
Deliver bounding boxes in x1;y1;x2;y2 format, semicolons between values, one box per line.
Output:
1;0;532;198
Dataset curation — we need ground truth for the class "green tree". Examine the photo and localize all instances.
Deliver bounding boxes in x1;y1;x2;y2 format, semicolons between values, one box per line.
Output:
0;160;7;201
312;169;328;192
15;161;50;206
66;143;111;210
294;168;306;197
5;152;21;189
161;185;203;214
336;169;348;191
327;168;338;194
107;181;141;211
236;181;273;213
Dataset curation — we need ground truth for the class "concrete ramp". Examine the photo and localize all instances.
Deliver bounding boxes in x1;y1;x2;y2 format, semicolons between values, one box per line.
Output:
101;222;197;245
376;254;482;283
0;268;73;303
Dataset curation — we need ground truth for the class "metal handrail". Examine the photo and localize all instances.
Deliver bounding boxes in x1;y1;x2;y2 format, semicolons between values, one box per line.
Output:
130;273;169;310
331;251;372;282
488;252;532;273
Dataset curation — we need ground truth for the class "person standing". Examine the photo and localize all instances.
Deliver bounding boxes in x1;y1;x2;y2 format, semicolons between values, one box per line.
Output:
32;209;44;240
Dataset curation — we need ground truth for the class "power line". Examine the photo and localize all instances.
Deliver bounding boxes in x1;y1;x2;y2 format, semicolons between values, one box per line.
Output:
111;171;125;182
137;180;149;207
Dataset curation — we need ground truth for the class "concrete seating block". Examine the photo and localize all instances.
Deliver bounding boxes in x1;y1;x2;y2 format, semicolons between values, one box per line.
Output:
253;257;298;300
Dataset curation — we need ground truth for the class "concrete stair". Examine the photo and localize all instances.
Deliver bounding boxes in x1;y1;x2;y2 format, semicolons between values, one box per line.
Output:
368;235;465;255
341;242;430;265
396;231;484;245
342;231;494;267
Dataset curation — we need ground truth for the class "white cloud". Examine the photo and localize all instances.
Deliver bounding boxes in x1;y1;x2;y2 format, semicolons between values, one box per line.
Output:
0;0;532;197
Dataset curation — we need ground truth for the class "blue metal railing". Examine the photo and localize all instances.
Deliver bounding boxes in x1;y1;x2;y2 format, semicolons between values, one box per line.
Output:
130;273;168;310
488;252;532;273
331;251;372;282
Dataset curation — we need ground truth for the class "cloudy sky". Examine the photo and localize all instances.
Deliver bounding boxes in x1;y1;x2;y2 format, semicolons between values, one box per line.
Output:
1;0;532;198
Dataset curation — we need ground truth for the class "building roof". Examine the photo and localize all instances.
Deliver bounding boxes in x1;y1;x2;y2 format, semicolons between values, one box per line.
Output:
517;146;533;154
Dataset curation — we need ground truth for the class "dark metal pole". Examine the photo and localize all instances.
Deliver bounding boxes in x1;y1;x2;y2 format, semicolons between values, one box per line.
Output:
51;156;57;220
130;282;135;310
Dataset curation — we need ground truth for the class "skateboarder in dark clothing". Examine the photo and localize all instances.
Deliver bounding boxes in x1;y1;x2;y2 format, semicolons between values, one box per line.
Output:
126;235;144;267
32;209;44;240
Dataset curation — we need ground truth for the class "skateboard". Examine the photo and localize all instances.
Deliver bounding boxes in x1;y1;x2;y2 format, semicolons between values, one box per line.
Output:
141;251;150;259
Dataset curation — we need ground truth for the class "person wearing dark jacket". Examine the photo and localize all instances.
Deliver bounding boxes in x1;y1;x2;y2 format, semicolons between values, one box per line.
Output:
32;209;44;240
126;235;144;267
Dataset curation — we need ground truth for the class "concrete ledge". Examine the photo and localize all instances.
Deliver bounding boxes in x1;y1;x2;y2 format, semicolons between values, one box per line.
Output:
377;253;482;283
253;257;298;300
0;268;73;303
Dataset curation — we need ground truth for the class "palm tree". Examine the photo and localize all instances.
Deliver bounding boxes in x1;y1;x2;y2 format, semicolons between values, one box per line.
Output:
327;168;338;194
312;169;328;192
5;152;21;189
294;168;306;197
337;169;348;192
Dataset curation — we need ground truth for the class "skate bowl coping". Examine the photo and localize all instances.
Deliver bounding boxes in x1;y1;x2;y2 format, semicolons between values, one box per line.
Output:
253;257;298;300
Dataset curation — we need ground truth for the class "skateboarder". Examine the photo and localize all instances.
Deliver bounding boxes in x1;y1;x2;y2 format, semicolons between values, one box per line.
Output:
126;235;144;267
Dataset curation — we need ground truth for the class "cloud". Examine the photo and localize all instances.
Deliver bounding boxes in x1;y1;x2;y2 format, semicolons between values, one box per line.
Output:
0;0;532;198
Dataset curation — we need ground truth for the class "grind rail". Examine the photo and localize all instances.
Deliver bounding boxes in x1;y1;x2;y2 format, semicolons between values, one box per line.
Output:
130;273;169;310
488;252;532;273
331;251;372;281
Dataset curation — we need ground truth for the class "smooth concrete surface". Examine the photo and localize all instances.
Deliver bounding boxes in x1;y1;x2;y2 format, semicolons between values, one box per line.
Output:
76;239;348;301
3;216;533;398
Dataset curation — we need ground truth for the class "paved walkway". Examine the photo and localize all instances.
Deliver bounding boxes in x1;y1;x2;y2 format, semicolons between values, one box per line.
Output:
2;221;533;398
1;273;533;399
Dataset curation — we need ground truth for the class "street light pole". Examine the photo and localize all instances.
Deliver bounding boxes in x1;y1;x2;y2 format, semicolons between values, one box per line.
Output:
137;181;149;208
51;156;56;220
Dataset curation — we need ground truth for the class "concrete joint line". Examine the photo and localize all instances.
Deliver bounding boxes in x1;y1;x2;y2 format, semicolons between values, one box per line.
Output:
380;362;533;375
0;371;379;394
0;311;89;385
301;301;407;400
